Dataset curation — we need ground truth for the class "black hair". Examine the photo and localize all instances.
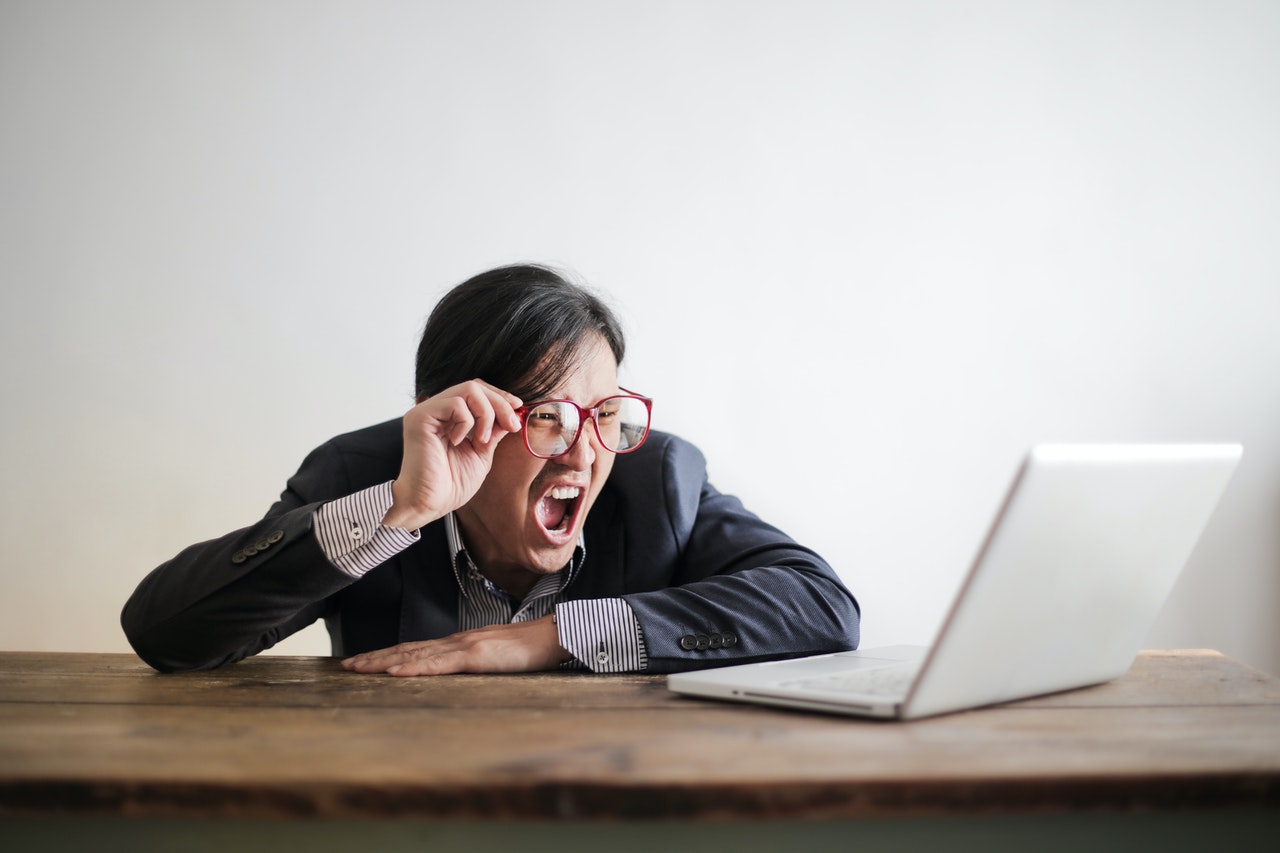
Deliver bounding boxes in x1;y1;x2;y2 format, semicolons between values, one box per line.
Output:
414;264;625;402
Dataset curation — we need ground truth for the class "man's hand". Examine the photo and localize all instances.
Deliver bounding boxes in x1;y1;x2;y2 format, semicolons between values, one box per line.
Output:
340;616;572;676
381;379;523;532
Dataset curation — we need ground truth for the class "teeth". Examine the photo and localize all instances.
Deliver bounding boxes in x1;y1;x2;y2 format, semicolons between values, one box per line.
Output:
550;486;581;500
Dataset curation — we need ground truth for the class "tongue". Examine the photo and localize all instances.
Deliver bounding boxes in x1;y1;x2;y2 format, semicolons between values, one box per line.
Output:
537;496;571;531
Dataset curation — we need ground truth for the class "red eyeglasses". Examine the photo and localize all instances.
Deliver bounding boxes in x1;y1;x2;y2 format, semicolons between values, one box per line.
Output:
514;392;652;459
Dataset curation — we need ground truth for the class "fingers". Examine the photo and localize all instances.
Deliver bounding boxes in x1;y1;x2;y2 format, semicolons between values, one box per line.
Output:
342;637;476;677
341;618;569;677
416;380;523;447
342;642;465;676
387;380;525;531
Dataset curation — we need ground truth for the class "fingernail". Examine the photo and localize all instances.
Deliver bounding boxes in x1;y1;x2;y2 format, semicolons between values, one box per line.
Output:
387;665;402;675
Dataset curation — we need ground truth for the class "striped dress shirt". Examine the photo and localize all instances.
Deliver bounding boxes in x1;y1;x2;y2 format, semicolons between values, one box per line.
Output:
313;482;647;672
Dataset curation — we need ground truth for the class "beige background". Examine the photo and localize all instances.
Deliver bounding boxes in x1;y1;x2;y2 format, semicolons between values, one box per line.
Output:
2;1;1277;673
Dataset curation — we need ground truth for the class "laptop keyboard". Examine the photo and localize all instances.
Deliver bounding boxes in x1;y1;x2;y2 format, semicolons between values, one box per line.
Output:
779;661;921;698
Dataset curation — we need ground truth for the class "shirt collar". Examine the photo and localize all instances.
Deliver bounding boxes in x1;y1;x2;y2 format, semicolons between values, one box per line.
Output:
445;511;586;600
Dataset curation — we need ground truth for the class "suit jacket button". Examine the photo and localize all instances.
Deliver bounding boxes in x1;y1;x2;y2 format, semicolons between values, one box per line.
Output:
267;530;284;544
255;539;272;551
231;551;247;565
694;634;711;651
721;633;738;648
709;633;724;649
679;635;698;651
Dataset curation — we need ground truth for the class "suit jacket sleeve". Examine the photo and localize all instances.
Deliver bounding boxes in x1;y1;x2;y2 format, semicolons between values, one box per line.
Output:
120;440;362;672
616;435;861;673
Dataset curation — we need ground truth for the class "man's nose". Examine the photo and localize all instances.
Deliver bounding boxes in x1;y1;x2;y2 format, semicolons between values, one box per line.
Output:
559;421;599;469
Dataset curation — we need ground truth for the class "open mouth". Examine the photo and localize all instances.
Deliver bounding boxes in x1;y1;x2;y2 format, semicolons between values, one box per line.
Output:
535;485;583;539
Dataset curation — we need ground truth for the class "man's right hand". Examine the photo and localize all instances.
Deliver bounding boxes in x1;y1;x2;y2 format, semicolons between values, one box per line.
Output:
381;380;523;531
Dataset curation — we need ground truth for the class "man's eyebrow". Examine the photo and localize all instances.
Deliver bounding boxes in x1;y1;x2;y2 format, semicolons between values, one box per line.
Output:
590;389;625;405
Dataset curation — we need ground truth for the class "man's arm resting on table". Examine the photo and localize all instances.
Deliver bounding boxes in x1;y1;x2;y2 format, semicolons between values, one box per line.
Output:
612;436;861;675
341;598;647;675
327;486;648;675
120;502;355;673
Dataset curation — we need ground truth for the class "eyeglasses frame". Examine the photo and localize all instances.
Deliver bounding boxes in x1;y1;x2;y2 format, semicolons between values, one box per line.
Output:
513;389;653;459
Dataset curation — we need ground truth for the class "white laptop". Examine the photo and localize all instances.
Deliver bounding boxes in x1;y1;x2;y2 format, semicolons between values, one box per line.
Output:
667;444;1242;720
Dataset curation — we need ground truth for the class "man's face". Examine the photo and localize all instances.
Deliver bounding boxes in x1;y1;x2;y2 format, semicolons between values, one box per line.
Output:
455;335;620;597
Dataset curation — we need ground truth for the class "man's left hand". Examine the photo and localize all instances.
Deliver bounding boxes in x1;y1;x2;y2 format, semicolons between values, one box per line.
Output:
340;615;572;676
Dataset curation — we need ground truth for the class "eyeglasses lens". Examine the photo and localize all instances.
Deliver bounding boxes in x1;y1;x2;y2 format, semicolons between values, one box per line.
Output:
523;396;650;459
594;396;650;453
524;401;580;458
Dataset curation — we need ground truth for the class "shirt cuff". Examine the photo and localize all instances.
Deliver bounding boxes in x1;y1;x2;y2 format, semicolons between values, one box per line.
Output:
555;599;648;673
313;481;420;578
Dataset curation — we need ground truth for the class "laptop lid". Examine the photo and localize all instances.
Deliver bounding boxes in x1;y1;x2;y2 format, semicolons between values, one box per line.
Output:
901;443;1242;718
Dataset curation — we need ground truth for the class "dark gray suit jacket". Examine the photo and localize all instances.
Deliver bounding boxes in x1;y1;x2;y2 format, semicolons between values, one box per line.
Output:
122;422;860;673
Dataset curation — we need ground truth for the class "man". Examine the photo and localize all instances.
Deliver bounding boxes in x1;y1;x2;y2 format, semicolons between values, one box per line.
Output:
122;264;860;675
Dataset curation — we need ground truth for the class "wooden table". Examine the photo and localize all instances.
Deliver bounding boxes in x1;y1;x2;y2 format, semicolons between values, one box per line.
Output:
2;650;1279;850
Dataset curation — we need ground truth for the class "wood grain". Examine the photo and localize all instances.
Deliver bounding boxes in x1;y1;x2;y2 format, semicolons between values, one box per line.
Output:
2;650;1278;819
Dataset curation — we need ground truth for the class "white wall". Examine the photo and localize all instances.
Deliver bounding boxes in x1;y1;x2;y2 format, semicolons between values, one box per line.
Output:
2;1;1277;673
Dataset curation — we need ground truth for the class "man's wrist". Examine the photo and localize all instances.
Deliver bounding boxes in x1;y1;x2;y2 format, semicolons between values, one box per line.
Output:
553;599;647;673
381;479;432;531
315;482;420;578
